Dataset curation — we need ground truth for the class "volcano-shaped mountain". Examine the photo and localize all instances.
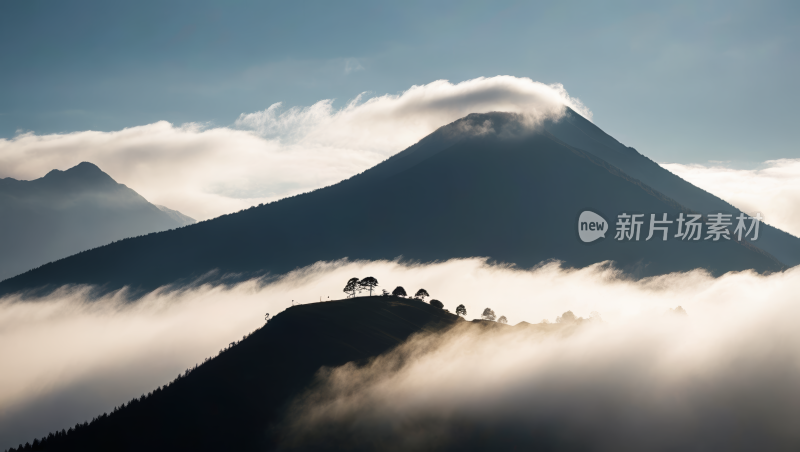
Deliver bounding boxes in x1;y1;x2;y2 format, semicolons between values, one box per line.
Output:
0;163;195;281
540;108;800;268
0;114;784;296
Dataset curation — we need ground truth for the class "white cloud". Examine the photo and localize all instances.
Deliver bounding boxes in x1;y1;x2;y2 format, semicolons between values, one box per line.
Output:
2;258;800;449
663;159;800;238
0;76;590;221
280;264;800;450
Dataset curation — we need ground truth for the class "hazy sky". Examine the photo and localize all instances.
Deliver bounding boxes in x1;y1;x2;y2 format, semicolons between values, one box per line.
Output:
2;0;798;164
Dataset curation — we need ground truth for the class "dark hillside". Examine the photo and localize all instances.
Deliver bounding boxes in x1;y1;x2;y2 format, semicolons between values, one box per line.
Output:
6;297;460;451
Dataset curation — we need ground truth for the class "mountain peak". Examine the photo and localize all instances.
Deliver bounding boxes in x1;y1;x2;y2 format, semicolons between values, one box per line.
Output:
0;161;191;282
42;162;116;187
46;161;103;176
71;161;103;172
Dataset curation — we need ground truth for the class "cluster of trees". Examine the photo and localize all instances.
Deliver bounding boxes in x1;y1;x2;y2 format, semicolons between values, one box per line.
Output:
342;279;432;303
552;310;601;324
341;279;503;321
342;279;464;314
343;277;379;297
481;308;508;324
387;286;428;300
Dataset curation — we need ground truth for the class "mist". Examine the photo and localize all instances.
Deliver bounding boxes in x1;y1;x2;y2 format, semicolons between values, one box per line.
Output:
663;159;800;238
3;258;799;450
280;264;800;450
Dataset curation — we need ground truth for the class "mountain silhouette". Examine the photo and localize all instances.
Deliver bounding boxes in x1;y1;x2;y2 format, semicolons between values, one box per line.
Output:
0;114;785;296
0;162;195;281
5;296;461;451
541;108;800;267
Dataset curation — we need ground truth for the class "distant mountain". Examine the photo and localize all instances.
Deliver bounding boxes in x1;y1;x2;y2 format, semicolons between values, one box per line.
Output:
3;296;462;451
0;115;782;296
0;162;194;281
155;205;196;227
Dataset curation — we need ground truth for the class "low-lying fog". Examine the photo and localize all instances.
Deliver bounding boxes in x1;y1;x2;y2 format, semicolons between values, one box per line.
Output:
2;259;800;450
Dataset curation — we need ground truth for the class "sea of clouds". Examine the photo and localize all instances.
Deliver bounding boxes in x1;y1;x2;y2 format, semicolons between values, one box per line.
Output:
2;75;800;450
664;160;800;238
3;259;800;450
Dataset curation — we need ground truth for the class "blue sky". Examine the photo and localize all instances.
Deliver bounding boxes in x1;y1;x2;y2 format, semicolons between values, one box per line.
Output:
1;0;798;164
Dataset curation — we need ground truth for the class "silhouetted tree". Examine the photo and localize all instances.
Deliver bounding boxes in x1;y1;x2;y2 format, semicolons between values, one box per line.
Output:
382;289;389;296
456;304;467;317
556;310;577;324
343;277;360;298
481;308;496;321
392;286;407;297
430;299;444;309
415;288;429;300
498;316;508;324
359;277;379;296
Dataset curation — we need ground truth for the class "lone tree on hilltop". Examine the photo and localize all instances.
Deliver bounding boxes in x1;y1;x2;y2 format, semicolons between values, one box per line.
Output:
415;288;430;301
498;316;508;324
456;304;467;317
359;277;379;296
344;278;360;298
482;308;496;321
430;299;444;309
392;286;407;297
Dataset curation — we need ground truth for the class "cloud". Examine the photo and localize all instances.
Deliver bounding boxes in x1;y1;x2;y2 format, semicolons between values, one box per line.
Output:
2;258;800;449
0;76;590;221
663;159;800;238
281;266;800;451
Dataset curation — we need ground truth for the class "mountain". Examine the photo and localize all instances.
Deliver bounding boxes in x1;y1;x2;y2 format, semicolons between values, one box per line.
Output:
0;162;195;281
155;205;196;227
541;108;800;267
0;114;785;296
5;296;461;451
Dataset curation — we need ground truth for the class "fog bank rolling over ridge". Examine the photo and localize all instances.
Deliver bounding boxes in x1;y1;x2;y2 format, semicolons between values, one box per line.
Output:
0;112;788;297
4;259;800;451
0;162;194;281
